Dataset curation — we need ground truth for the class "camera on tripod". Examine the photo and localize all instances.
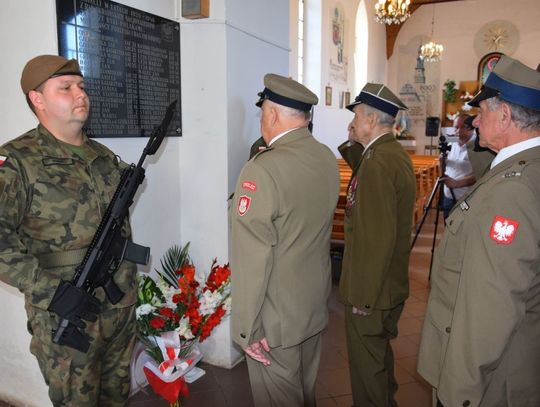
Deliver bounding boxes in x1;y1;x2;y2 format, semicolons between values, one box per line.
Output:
438;135;452;156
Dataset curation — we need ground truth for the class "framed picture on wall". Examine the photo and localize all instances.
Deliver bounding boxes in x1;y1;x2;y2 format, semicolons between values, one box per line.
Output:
325;86;332;106
344;91;351;106
477;52;503;88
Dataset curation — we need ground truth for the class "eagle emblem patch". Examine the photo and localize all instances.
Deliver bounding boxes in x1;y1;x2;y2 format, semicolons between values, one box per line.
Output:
237;195;251;217
490;215;519;244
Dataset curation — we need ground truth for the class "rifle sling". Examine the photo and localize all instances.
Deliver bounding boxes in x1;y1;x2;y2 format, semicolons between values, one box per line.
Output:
36;248;87;269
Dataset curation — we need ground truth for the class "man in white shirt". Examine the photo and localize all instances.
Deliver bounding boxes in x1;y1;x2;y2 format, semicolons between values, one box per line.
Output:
441;113;476;218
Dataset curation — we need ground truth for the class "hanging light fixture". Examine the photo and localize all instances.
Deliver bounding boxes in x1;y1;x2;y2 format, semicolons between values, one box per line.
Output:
420;6;444;62
374;0;411;25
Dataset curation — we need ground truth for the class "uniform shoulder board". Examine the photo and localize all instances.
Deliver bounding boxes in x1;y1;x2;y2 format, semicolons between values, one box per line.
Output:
503;160;529;178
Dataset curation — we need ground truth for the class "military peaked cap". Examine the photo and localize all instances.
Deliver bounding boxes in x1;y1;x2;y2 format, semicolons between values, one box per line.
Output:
469;55;540;111
346;83;407;117
256;73;318;111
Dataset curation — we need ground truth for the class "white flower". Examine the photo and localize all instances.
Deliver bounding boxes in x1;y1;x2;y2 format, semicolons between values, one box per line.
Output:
223;296;232;314
176;316;195;340
199;289;223;316
157;278;180;308
136;303;156;319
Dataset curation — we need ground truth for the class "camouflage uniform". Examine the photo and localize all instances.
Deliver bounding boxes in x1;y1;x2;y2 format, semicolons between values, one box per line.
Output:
0;124;138;406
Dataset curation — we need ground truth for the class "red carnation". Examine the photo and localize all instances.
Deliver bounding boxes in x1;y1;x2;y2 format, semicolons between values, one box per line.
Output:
159;307;176;318
150;317;166;329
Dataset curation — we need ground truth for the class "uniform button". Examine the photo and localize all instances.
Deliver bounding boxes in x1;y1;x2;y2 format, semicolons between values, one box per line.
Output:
462;400;470;406
445;327;451;333
519;160;526;165
365;304;370;309
240;333;246;339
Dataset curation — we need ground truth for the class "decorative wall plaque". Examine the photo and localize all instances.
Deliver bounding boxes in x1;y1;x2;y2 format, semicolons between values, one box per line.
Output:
56;0;181;137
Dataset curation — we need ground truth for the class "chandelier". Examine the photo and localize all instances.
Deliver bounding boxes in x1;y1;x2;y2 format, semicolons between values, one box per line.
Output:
420;41;444;62
420;6;444;62
374;0;411;25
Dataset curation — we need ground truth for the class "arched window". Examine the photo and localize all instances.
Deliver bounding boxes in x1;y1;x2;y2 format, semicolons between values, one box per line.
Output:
354;0;369;94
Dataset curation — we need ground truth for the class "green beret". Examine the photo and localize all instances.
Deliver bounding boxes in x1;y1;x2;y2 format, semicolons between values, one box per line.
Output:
20;55;82;94
256;73;318;111
346;83;407;117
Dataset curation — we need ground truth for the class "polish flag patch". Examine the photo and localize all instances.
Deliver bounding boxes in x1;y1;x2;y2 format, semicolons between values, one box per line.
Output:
237;195;251;216
490;215;519;244
242;181;257;192
0;155;7;166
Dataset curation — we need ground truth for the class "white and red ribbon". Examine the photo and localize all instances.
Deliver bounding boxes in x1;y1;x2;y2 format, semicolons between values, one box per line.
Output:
143;331;202;382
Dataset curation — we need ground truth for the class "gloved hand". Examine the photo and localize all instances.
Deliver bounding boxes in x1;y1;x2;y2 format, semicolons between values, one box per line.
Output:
47;281;101;329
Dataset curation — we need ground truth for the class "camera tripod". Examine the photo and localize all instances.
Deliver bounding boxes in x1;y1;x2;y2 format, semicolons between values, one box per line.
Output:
410;135;456;278
410;175;444;278
411;170;456;279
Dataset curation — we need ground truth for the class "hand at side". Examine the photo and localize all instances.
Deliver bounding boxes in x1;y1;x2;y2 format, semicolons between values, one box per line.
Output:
244;337;272;366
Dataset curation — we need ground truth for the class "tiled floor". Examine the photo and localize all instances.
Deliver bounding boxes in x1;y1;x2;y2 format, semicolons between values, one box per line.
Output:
0;213;441;407
128;212;443;407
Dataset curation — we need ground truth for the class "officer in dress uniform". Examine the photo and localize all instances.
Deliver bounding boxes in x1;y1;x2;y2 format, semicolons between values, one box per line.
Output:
418;55;540;407
230;73;340;406
338;83;416;407
0;55;138;406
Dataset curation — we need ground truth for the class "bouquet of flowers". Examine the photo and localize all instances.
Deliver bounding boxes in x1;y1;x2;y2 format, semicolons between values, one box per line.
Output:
136;243;231;406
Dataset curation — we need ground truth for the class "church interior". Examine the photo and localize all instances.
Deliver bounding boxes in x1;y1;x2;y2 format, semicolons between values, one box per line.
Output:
0;0;538;405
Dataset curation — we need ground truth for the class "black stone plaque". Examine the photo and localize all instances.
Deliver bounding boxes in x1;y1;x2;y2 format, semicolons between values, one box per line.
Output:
56;0;181;137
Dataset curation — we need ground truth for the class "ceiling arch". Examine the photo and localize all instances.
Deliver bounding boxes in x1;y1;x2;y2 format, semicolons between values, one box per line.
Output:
385;0;464;58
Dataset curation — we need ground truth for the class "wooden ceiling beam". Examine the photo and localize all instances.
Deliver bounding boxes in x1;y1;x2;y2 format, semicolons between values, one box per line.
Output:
385;0;464;59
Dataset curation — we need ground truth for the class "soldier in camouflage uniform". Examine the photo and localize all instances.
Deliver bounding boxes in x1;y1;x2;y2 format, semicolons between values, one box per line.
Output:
0;55;138;406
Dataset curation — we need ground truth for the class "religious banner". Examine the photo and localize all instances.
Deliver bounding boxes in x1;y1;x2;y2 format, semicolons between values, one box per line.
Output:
328;3;348;85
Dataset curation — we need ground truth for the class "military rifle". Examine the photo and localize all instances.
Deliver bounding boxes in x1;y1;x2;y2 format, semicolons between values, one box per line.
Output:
49;100;178;353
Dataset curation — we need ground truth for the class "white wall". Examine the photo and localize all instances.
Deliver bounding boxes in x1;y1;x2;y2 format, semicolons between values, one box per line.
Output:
312;0;387;155
0;1;181;405
0;0;291;404
387;0;540;153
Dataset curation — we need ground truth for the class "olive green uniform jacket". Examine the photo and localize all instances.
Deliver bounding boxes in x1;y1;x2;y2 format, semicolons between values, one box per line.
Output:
0;125;137;311
418;146;540;407
338;134;416;311
230;127;340;349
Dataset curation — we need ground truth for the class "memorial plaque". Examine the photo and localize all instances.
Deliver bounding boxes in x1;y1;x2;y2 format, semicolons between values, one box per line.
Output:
56;0;181;137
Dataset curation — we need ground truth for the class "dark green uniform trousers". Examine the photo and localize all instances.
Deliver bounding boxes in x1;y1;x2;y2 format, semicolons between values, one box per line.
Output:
246;332;321;407
26;304;137;407
345;304;404;407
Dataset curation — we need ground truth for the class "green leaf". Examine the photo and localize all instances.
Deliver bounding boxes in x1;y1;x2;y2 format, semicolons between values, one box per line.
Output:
138;275;163;304
157;242;191;288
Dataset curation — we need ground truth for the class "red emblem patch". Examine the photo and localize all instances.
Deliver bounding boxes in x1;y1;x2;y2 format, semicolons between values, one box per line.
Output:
489;215;519;244
242;181;257;192
0;155;7;166
237;195;251;216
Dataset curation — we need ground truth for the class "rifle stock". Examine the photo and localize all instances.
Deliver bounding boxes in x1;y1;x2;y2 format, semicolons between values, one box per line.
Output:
52;101;177;352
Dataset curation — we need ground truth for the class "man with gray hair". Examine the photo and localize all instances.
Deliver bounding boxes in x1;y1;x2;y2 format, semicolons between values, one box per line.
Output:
418;55;540;406
230;73;339;406
338;83;416;406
